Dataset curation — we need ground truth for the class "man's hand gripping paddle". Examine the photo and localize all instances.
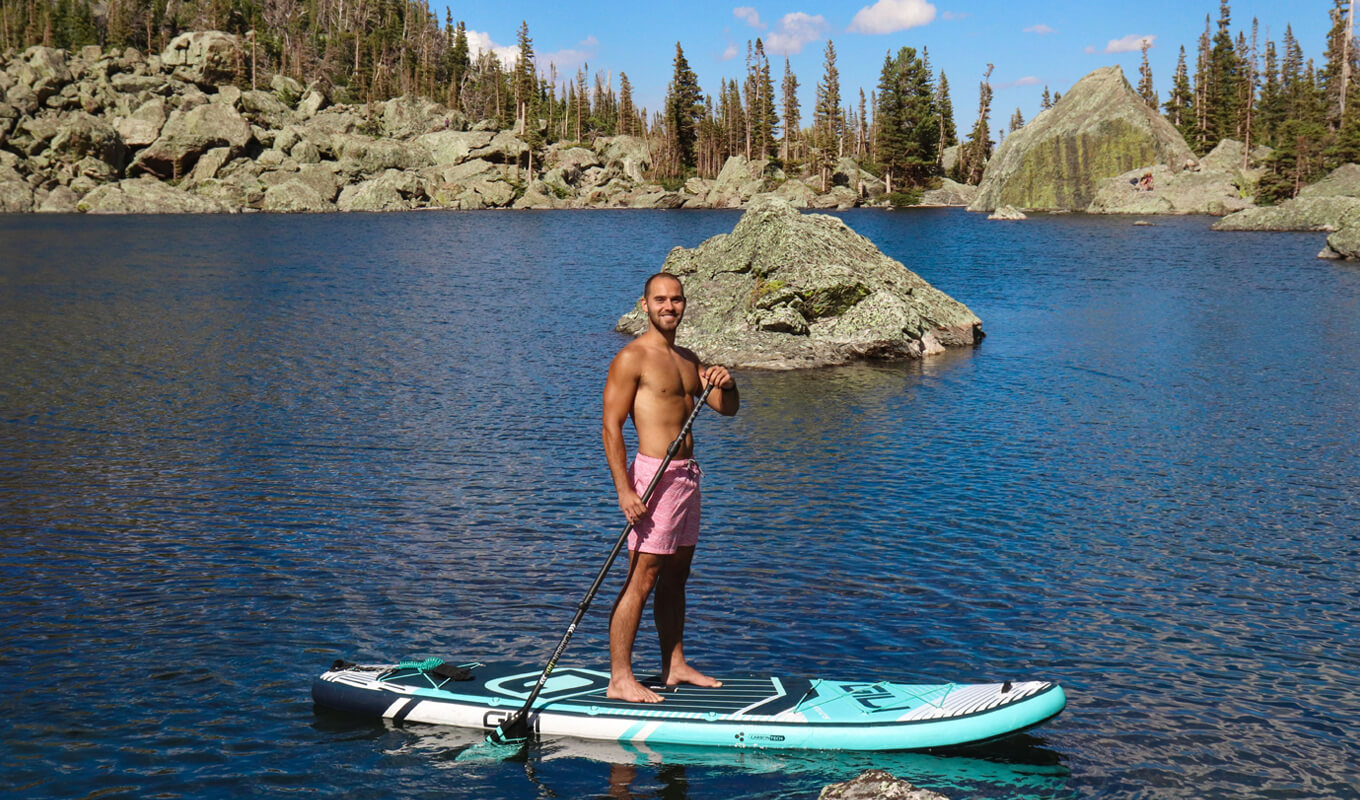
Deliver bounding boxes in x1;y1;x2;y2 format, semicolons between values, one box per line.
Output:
488;383;716;745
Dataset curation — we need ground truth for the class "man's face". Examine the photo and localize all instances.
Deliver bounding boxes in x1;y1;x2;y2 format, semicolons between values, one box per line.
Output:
641;277;686;332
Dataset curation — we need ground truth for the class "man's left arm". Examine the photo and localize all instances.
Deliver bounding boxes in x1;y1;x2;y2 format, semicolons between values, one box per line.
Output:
699;365;739;416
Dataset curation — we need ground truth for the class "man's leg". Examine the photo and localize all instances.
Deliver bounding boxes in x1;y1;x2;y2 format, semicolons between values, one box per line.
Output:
608;550;664;703
655;545;722;688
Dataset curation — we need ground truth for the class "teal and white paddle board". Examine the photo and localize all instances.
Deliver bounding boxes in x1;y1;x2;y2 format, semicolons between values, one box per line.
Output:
312;659;1065;751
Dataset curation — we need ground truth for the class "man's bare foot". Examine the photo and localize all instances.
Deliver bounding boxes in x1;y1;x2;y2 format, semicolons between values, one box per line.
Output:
607;678;664;703
662;663;723;688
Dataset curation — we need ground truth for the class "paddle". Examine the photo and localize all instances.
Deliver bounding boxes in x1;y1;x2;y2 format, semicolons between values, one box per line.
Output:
488;382;716;745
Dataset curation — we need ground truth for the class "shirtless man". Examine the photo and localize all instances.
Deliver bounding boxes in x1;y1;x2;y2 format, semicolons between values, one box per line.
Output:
601;272;739;703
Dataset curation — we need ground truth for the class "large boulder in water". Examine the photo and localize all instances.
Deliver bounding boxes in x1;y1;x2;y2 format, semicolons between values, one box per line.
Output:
1211;195;1360;232
614;196;983;370
1087;164;1251;216
969;66;1195;212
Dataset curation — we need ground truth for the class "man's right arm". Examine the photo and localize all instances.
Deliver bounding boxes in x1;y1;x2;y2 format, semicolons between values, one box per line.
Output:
603;349;648;524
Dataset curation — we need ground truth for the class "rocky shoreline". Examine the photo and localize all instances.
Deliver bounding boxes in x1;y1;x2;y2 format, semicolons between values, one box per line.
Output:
0;34;897;214
9;36;1360;260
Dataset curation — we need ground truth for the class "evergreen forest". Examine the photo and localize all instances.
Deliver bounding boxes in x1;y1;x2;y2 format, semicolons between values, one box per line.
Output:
4;0;1359;202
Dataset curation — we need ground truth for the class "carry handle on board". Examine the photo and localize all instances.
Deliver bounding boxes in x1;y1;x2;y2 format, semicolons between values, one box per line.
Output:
489;382;716;744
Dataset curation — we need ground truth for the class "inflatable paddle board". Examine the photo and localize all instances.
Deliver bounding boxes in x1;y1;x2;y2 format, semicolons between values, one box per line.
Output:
312;659;1065;751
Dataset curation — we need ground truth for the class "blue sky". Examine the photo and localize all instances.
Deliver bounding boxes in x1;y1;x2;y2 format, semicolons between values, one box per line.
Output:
446;1;1339;133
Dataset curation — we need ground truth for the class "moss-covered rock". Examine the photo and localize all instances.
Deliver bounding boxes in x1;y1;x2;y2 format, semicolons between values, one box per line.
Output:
1087;161;1252;216
970;66;1194;212
1211;196;1360;231
614;195;982;370
1297;162;1360;198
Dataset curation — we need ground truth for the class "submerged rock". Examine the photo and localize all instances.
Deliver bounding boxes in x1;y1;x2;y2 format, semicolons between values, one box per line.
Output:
614;196;982;370
970;66;1194;212
819;770;950;800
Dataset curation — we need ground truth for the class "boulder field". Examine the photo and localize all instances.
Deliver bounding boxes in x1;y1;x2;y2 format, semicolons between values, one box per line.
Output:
0;34;899;214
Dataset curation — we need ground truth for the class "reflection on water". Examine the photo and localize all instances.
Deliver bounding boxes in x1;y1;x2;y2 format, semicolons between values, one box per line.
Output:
2;210;1358;799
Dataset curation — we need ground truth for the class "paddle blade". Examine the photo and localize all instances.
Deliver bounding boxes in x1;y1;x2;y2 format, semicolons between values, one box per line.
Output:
486;711;531;745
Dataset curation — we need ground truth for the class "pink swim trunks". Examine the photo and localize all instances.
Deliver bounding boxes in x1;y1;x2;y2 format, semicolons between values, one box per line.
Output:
628;453;702;555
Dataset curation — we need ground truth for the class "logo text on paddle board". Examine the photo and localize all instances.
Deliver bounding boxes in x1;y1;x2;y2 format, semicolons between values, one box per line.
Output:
842;683;897;710
483;710;541;734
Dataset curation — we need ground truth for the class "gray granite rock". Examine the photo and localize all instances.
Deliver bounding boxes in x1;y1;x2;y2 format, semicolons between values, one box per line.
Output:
1212;196;1360;231
114;97;167;147
161;31;241;86
1087;163;1251;216
615;195;982;369
132;102;253;178
970;66;1194;212
78;176;232;213
0;165;34;211
988;205;1027;220
263;178;336;212
37;184;79;212
1297;163;1360;198
920;177;976;206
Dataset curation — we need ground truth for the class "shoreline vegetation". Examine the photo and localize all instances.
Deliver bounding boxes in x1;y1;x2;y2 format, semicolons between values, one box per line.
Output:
4;1;1360;257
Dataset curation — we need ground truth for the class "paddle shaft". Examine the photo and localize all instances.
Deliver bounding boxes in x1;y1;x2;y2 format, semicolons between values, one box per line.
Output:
492;383;715;742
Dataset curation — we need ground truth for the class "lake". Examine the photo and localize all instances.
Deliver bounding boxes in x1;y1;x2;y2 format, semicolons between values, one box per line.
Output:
1;208;1357;799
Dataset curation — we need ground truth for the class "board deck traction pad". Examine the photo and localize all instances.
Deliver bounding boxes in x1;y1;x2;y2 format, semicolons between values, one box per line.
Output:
313;660;1067;751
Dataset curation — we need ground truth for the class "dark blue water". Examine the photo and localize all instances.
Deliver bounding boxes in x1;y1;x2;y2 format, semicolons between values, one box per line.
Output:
1;209;1357;800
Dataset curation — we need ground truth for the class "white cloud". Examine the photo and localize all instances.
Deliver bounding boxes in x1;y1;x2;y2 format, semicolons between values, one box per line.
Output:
1024;24;1055;35
1099;33;1156;53
766;12;830;55
721;41;740;60
465;30;521;67
734;6;765;29
848;0;937;35
996;75;1041;89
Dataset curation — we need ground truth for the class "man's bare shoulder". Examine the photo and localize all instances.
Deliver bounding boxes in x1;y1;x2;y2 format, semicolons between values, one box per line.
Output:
673;345;702;368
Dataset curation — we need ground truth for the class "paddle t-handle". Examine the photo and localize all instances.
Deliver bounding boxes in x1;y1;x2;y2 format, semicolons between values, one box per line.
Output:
489;382;717;745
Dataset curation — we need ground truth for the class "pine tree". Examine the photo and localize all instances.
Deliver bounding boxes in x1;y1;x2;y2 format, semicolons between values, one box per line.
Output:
618;72;636;137
1138;39;1157;108
957;64;994;186
1322;0;1358;131
875;46;939;196
858;88;869;158
664;42;704;172
513;21;536;130
936;71;957;153
814;39;845;157
810;39;845;188
1041;86;1053;110
1207;0;1241;146
1009;107;1025;133
744;39;778;160
1166;46;1195;140
781;58;801;164
450;22;470;107
1257;39;1283;147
